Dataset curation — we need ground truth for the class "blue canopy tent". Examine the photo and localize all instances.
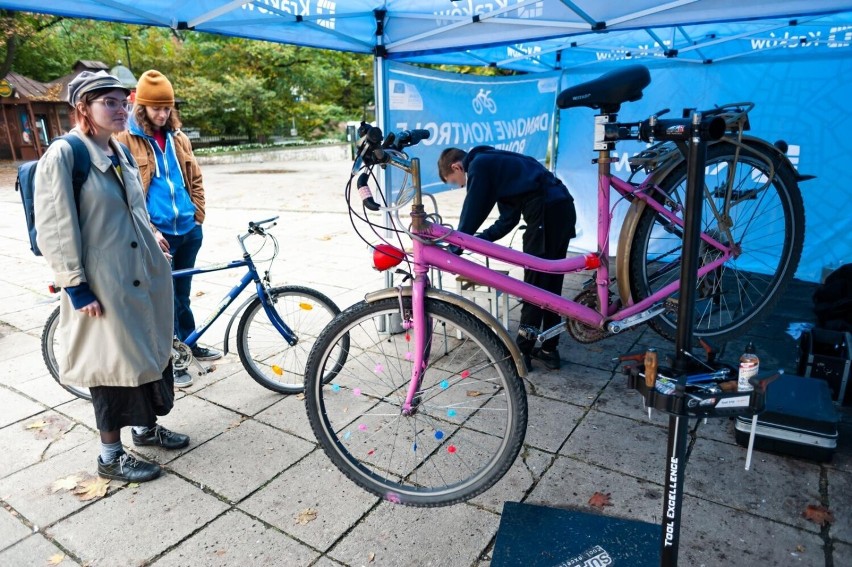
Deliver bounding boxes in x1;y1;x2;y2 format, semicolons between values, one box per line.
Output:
2;0;850;280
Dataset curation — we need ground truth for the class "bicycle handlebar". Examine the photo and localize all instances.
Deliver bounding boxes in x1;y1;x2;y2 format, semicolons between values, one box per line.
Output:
354;122;431;169
248;216;279;235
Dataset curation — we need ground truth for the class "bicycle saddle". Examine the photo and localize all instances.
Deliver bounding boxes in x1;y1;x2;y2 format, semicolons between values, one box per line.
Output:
557;65;651;113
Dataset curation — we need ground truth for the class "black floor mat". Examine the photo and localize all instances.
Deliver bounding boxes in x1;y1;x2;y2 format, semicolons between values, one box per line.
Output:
492;502;660;566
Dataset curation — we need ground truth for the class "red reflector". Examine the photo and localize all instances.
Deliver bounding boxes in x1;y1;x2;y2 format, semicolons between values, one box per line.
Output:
584;254;601;270
373;244;405;271
48;283;59;294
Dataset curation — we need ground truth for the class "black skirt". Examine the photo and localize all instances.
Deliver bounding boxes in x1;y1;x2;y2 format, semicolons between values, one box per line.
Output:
89;363;175;431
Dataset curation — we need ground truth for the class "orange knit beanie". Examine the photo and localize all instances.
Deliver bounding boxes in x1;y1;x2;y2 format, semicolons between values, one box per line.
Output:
135;70;175;106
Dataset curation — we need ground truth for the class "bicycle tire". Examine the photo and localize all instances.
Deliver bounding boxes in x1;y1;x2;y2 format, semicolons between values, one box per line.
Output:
304;296;527;507
628;141;805;342
41;305;92;401
236;285;345;394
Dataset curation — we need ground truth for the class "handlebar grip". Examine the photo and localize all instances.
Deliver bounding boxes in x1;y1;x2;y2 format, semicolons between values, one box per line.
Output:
357;172;380;211
407;129;431;144
366;126;383;144
393;129;431;149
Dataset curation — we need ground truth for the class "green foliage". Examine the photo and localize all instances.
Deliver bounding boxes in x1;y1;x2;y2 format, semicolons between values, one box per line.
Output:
193;138;342;156
3;14;374;141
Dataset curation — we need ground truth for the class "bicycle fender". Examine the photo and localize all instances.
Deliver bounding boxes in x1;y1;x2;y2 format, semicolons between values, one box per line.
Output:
615;135;804;305
363;287;528;378
221;294;258;356
615;198;646;306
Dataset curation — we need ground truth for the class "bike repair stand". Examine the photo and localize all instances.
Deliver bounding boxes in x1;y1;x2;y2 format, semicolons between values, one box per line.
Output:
623;111;776;566
657;111;711;566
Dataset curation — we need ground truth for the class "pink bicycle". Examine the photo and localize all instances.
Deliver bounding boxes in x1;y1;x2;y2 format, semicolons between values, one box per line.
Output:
304;65;806;506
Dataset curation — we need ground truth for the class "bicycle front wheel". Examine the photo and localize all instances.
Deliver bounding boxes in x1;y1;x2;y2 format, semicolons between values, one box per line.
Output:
236;285;344;394
304;296;527;507
628;141;805;342
41;306;91;401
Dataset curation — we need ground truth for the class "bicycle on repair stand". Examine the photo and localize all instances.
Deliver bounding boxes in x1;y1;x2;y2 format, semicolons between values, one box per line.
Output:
303;64;807;507
42;217;348;401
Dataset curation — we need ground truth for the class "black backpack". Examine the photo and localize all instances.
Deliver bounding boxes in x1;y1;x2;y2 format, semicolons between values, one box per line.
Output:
813;264;852;332
15;135;133;256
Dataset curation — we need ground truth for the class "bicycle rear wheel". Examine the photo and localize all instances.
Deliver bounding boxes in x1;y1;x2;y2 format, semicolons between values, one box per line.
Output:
304;296;527;507
41;305;91;401
628;141;804;342
236;285;345;394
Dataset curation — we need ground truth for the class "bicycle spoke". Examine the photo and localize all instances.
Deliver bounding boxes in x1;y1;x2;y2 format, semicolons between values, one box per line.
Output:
305;297;526;506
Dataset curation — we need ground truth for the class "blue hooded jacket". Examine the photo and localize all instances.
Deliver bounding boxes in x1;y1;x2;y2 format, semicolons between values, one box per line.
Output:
127;115;197;236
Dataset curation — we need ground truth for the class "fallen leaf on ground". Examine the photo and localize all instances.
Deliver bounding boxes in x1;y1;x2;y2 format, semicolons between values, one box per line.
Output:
295;507;318;525
73;476;110;501
195;291;205;297
127;483;140;489
588;491;612;509
47;553;65;565
295;393;305;401
795;544;806;552
466;390;482;397
803;504;834;526
368;551;376;562
50;475;81;493
26;415;71;440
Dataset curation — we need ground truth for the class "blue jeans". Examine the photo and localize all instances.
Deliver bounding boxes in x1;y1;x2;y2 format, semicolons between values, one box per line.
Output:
164;224;203;342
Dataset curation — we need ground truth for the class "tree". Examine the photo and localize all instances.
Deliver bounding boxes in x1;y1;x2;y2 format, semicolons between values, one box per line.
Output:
0;10;66;79
3;13;375;140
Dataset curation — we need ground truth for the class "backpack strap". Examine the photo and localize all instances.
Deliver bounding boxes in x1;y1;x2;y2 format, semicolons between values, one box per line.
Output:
57;134;91;217
116;141;136;168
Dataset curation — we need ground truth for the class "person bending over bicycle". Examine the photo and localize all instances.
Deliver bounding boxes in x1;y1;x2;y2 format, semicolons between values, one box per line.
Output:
438;146;576;370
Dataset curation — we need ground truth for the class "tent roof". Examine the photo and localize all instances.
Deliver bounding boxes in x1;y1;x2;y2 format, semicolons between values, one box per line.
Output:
2;1;851;71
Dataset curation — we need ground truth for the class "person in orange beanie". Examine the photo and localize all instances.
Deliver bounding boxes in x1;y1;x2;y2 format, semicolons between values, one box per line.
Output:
116;70;221;391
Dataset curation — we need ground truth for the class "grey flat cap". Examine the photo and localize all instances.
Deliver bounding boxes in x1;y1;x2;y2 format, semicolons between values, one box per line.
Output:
66;70;130;106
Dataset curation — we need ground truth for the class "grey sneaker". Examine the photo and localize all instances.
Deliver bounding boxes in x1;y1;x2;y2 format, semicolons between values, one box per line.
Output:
174;369;193;388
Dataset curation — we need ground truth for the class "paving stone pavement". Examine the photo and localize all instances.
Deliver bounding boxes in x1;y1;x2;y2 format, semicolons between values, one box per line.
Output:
0;151;849;566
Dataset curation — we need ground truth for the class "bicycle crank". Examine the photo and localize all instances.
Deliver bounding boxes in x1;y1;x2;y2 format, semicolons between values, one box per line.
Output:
607;303;666;334
172;339;193;371
566;289;611;344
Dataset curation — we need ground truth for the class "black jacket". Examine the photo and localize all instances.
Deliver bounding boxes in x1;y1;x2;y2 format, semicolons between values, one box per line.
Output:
456;146;573;242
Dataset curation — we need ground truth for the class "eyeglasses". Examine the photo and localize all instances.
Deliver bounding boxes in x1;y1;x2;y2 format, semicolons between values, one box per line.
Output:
91;98;133;112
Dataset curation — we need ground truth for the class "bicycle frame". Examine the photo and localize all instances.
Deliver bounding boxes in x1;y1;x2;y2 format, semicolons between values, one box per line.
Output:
385;151;732;412
171;261;296;351
170;224;298;355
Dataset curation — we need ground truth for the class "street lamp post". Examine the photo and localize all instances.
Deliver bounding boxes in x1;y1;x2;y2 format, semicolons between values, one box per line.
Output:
119;36;133;72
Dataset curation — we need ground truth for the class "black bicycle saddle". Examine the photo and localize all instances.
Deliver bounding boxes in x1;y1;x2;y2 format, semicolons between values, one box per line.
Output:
557;65;651;113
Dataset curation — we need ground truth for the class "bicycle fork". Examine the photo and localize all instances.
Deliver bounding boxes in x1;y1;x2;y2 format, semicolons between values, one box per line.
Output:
400;243;433;416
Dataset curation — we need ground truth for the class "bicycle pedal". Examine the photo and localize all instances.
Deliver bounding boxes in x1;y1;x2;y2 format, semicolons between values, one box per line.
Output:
517;325;539;341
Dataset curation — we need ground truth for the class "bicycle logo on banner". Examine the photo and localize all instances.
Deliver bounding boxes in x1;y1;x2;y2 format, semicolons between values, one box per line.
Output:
472;89;498;114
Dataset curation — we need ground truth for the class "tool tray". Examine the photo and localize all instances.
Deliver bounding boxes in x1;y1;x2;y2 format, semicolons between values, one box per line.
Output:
625;364;775;418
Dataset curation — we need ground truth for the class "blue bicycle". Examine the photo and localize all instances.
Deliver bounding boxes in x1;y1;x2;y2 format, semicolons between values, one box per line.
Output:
42;217;347;400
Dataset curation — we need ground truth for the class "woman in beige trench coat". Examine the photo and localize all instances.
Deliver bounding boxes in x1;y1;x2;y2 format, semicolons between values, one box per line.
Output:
35;71;189;483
